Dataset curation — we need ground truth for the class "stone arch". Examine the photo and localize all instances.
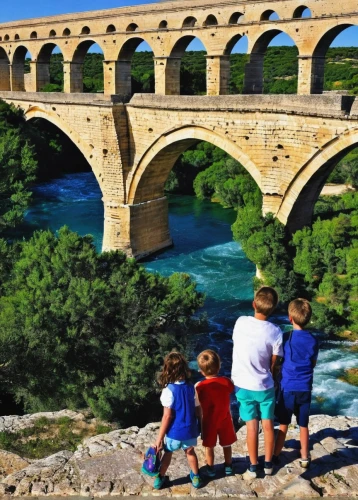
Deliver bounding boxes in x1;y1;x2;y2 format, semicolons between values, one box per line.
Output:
229;12;244;24
244;28;299;94
15;34;20;40
106;24;116;33
63;28;71;36
4;35;10;42
310;24;354;94
25;106;103;188
11;45;32;91
293;5;311;18
167;35;207;95
0;47;10;91
182;17;197;28
37;42;64;91
71;39;105;93
127;126;261;204
116;37;155;95
159;20;168;29
203;15;218;27
277;127;358;232
81;26;91;35
260;10;279;21
126;23;138;32
30;31;37;39
224;33;247;55
49;29;56;37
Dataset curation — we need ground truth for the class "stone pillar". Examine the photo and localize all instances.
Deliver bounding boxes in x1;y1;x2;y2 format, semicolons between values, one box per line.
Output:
24;61;38;92
103;60;117;95
154;57;181;95
113;60;132;97
102;197;173;259
297;55;325;95
0;59;10;91
10;63;25;91
243;53;264;94
36;61;50;91
63;61;84;93
206;55;230;95
262;193;283;217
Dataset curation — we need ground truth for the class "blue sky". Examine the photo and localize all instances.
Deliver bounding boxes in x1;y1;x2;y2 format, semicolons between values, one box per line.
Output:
1;0;357;52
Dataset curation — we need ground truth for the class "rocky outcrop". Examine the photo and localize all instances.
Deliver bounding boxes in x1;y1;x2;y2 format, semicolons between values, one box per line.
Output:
0;414;357;497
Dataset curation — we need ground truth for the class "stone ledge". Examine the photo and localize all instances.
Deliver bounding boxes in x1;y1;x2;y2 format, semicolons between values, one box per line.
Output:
0;413;356;497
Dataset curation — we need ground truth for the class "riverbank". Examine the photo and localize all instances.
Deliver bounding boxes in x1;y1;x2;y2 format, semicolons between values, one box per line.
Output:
0;410;357;497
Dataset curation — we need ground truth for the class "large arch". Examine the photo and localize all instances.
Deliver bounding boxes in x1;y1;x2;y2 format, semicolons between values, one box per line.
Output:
24;106;103;189
310;24;355;94
11;45;32;91
244;29;299;94
0;47;10;91
277;127;358;232
127;125;261;204
117;37;155;96
37;43;64;91
70;39;105;93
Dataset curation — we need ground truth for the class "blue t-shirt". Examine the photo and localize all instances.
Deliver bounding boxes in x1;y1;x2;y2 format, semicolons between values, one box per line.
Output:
281;330;319;392
166;382;199;441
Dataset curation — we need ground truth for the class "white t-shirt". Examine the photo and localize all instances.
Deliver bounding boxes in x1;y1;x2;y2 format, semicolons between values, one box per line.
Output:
231;316;283;391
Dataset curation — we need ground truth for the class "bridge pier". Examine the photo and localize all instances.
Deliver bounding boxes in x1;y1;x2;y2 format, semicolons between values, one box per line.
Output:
206;55;230;95
243;53;264;94
155;57;181;95
297;55;325;94
63;61;84;93
103;197;172;259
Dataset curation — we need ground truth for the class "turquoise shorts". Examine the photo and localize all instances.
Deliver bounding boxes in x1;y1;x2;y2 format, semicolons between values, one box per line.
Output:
236;387;275;421
164;436;197;452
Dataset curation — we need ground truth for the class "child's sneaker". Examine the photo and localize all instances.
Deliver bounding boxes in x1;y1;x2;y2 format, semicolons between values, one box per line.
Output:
202;465;216;478
153;474;167;490
190;470;202;489
264;461;273;475
224;463;233;475
299;456;311;469
242;463;257;480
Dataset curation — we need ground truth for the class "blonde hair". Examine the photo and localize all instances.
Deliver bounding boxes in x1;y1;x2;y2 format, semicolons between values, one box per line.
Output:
254;286;279;316
197;349;221;376
288;298;312;328
158;351;191;388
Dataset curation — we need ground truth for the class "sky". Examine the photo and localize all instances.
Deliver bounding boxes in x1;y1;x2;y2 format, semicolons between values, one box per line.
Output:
1;0;357;52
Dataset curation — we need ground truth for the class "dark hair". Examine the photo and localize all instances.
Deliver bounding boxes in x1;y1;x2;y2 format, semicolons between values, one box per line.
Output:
158;351;191;388
254;286;279;316
197;349;221;376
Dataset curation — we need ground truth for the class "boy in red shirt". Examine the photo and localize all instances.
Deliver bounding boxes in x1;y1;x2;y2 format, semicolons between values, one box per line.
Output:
196;350;237;477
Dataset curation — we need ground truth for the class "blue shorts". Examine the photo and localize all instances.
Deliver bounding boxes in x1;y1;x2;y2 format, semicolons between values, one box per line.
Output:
164;436;197;452
275;390;311;428
236;387;275;421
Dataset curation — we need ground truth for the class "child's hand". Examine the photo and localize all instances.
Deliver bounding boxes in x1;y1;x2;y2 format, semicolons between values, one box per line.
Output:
154;439;164;452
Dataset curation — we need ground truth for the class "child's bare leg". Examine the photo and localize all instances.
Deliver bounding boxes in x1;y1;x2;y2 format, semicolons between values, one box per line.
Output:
262;419;274;462
223;446;232;465
246;419;259;465
274;424;288;457
159;451;173;476
185;447;199;474
300;427;309;458
205;447;215;466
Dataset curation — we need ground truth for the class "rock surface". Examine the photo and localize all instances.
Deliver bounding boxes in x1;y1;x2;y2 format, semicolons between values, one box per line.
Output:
0;413;357;497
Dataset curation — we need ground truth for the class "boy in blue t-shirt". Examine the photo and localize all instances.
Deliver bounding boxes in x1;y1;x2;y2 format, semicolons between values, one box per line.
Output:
273;298;319;468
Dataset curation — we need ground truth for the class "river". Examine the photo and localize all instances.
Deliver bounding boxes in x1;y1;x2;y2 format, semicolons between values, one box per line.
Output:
16;172;358;418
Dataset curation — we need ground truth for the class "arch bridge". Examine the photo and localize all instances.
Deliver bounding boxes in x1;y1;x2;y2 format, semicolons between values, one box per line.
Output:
0;0;358;257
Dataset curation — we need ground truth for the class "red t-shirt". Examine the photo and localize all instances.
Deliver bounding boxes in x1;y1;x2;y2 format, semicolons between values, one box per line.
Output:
196;376;234;426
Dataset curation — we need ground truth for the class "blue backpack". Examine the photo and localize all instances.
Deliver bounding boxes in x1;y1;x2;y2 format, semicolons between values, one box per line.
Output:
141;446;161;476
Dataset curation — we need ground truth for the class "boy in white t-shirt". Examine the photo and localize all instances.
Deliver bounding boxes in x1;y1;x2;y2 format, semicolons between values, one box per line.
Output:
231;286;283;479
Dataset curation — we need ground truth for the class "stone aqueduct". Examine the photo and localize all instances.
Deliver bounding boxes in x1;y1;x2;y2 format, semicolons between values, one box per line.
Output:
0;0;357;257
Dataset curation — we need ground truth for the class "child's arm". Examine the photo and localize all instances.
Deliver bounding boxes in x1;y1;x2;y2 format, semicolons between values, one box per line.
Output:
155;407;174;451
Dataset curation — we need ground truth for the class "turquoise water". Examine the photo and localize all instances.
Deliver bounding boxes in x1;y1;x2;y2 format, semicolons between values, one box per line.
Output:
19;172;358;417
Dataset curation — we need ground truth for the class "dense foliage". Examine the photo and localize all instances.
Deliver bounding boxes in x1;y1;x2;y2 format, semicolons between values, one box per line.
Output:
0;228;204;422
